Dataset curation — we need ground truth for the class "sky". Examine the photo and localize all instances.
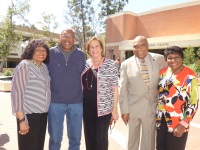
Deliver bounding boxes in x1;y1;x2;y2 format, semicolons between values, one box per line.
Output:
0;0;192;33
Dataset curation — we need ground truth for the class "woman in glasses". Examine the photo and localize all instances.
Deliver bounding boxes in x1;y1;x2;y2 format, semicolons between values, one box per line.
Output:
11;39;51;150
156;46;199;150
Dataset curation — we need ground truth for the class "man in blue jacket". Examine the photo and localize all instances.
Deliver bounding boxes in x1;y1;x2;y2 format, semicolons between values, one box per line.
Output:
47;28;86;150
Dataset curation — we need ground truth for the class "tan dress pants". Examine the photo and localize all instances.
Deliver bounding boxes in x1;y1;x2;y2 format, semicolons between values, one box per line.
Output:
127;108;156;150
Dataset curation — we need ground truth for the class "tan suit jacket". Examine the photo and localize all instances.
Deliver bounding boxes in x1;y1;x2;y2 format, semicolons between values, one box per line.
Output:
119;53;166;118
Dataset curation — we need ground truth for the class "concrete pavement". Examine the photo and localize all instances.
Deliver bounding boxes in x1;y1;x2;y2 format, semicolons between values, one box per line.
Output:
0;91;200;150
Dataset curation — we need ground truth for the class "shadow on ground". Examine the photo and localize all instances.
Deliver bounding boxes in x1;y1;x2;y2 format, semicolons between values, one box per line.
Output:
0;133;10;150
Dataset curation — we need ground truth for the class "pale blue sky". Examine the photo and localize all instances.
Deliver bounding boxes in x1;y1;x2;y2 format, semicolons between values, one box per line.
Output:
123;0;192;12
0;0;192;33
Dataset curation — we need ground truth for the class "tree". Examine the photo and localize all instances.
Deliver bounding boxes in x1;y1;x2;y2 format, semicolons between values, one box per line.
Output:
0;0;30;72
183;46;196;65
37;12;59;47
196;47;200;58
98;0;129;29
65;0;104;50
194;47;200;73
65;0;128;51
183;46;200;73
99;0;128;16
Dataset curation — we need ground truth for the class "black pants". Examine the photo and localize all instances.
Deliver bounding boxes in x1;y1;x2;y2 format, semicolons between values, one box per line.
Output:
156;116;188;150
17;113;48;150
83;105;111;150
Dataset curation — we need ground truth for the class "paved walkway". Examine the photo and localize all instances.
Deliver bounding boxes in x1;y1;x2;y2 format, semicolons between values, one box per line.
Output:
0;91;200;150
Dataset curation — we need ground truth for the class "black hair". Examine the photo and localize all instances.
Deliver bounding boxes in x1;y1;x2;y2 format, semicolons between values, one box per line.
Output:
21;39;50;63
164;46;184;60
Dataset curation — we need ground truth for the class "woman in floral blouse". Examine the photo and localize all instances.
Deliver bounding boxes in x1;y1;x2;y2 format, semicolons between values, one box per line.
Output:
156;46;199;150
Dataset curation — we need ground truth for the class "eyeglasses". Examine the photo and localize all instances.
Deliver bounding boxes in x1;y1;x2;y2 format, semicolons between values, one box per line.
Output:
167;56;181;61
34;49;47;54
61;35;74;40
133;42;146;50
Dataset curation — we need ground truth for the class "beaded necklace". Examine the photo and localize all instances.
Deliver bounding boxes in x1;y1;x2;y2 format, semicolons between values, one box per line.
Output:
32;60;41;68
85;58;105;91
86;68;98;90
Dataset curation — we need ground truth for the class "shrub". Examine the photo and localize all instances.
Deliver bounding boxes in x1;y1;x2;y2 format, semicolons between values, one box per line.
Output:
186;63;200;77
4;70;12;76
183;46;196;65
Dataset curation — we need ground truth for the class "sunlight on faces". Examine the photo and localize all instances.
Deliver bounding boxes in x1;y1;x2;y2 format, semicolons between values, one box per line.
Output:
133;41;148;59
167;56;181;61
133;42;146;50
59;29;75;51
33;47;47;64
34;48;47;54
89;40;103;59
166;53;183;72
60;35;74;40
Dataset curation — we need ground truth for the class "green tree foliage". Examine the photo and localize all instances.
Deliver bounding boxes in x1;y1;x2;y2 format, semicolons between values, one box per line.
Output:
183;46;200;73
98;0;129;29
195;47;200;73
196;47;200;58
183;46;196;65
38;12;59;47
65;0;128;50
186;63;200;73
99;0;129;16
65;0;97;50
0;0;30;71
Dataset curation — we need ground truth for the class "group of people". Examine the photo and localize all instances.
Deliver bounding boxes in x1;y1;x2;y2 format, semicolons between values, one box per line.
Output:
11;28;198;150
119;36;198;150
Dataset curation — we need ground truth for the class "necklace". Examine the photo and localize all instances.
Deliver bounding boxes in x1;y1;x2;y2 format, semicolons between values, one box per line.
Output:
85;68;98;90
86;69;94;90
32;60;41;68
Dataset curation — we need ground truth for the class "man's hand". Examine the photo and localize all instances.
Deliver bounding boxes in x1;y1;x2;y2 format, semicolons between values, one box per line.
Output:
121;113;129;125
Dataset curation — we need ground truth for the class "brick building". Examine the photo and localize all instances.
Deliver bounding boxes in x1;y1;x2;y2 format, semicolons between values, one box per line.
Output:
106;0;200;60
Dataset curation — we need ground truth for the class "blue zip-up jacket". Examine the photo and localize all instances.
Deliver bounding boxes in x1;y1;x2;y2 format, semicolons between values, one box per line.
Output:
47;45;86;104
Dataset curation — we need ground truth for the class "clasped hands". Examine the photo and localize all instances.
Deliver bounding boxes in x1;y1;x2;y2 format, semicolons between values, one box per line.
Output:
173;124;185;137
19;122;30;135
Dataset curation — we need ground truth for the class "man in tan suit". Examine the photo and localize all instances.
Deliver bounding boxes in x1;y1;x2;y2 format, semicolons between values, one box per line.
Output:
119;36;166;150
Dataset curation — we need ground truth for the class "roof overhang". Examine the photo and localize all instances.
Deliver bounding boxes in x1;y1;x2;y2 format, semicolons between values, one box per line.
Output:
106;34;200;51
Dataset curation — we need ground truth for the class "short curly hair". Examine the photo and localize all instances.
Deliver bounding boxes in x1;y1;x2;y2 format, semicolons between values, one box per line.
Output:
21;39;50;63
164;46;184;60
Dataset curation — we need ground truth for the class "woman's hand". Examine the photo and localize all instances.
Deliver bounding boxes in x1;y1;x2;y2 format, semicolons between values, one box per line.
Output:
173;124;185;137
111;107;119;123
19;122;30;135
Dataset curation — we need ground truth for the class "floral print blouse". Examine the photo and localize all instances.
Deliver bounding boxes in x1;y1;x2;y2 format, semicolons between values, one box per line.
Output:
156;66;199;132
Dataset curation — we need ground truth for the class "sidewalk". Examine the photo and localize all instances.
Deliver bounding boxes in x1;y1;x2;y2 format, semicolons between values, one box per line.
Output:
0;92;123;150
0;91;200;150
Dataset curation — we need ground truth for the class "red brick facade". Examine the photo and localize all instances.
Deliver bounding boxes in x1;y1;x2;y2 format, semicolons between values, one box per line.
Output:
106;1;200;60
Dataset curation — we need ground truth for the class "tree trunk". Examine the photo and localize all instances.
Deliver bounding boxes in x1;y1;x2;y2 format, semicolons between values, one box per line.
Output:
0;58;6;73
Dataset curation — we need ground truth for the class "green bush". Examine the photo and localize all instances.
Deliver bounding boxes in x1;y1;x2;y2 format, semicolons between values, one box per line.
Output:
186;63;200;73
4;70;13;76
183;46;196;65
